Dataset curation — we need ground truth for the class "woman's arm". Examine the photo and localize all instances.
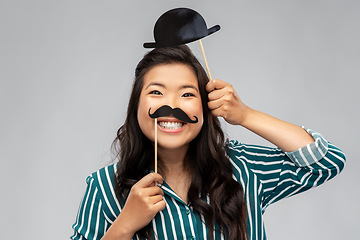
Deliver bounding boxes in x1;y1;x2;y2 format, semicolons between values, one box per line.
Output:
228;128;346;210
71;171;165;240
206;79;314;152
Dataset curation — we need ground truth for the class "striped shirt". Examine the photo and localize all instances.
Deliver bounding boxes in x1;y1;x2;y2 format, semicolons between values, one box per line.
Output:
71;128;346;240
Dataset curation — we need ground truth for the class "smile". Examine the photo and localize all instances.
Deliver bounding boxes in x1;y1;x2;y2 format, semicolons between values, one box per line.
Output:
158;121;185;129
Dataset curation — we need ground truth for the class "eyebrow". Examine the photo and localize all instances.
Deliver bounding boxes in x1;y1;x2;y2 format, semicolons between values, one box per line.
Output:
181;85;199;92
145;82;165;90
145;82;199;92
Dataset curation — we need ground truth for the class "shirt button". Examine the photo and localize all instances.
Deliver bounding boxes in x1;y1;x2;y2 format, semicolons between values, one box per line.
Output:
186;209;191;215
191;237;196;240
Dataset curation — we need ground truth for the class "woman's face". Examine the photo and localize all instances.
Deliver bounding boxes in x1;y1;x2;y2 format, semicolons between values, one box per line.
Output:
137;63;204;151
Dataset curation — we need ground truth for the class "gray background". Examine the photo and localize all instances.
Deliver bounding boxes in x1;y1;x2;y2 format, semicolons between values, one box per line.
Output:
1;0;359;239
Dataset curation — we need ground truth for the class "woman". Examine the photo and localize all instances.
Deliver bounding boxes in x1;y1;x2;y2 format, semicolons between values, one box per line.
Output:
71;45;346;240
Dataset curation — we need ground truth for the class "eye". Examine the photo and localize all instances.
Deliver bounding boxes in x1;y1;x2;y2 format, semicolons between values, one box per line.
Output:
182;92;195;97
149;90;162;95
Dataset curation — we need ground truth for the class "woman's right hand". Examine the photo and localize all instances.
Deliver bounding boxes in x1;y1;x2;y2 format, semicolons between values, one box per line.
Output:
102;173;166;240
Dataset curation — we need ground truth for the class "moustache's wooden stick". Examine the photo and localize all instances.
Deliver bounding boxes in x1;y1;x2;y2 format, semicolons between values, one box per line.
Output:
155;118;158;174
198;39;212;81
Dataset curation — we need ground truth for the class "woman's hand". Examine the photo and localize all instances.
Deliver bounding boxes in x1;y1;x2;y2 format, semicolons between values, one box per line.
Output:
206;79;249;125
102;173;165;240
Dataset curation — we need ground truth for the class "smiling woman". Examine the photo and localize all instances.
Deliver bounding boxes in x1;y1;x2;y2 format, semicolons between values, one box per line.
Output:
108;46;248;240
70;45;346;240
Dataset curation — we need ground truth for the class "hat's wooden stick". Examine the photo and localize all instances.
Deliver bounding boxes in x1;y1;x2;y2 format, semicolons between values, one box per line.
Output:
154;118;158;174
198;39;212;80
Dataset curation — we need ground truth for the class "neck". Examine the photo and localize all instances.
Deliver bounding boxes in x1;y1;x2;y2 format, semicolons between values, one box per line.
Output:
157;144;192;204
157;144;190;178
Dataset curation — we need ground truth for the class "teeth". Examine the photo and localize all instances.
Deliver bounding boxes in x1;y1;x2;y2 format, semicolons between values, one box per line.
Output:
159;121;184;129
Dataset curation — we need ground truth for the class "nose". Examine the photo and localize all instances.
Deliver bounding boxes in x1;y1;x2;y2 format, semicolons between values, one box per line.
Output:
164;94;180;110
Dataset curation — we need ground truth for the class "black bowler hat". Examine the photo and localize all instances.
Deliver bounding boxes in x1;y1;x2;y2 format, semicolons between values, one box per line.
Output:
143;8;220;48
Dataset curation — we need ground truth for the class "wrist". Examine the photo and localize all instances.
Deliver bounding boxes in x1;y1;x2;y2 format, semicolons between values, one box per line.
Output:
102;226;134;240
102;215;136;240
237;105;253;127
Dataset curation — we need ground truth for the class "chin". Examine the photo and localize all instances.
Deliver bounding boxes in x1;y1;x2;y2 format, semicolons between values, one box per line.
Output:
157;140;191;151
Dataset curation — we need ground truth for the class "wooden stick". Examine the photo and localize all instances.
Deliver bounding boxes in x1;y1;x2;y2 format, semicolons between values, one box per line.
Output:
198;39;212;80
154;118;158;174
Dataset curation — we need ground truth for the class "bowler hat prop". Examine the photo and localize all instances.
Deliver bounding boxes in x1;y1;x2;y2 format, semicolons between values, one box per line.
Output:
143;8;220;48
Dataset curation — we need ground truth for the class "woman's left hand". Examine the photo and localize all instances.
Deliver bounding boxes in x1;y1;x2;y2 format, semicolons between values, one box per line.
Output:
206;79;249;125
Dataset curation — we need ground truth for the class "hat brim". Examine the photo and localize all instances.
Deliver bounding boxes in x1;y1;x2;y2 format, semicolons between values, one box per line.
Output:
143;25;221;48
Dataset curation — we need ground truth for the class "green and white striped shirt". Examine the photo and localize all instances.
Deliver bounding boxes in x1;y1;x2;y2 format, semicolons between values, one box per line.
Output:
71;128;346;240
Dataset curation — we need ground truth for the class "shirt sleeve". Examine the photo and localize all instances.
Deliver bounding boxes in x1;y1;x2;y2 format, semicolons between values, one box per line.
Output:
228;127;346;211
71;175;108;240
266;128;345;206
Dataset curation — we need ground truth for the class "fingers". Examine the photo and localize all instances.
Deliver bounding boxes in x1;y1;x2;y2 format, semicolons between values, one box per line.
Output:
207;79;235;100
206;79;230;93
131;173;164;200
207;99;222;114
206;79;248;125
140;188;165;211
149;194;166;212
207;80;236;111
143;185;164;198
135;173;163;188
208;87;227;101
208;91;235;109
153;197;166;212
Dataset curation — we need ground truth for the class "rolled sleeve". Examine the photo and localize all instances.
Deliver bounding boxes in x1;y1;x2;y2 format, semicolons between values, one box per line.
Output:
286;127;328;167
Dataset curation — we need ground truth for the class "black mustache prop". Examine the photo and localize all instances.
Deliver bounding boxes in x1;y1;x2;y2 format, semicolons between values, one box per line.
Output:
148;105;198;124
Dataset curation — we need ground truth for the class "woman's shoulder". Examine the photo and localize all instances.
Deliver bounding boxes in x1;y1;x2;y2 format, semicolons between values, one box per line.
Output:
72;162;121;234
227;139;284;156
89;162;118;182
226;139;286;176
87;162;122;218
86;163;119;196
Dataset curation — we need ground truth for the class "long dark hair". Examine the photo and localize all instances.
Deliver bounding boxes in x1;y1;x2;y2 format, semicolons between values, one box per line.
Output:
112;45;247;240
